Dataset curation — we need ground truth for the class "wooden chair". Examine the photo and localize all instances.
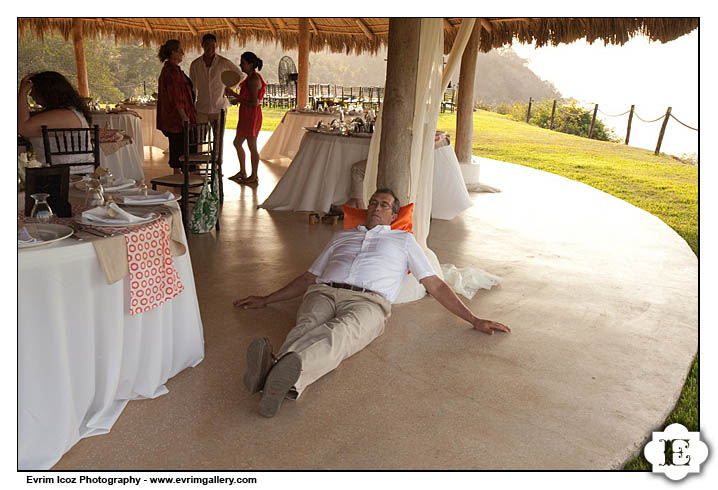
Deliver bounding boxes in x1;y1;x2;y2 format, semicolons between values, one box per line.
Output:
150;118;221;232
441;88;457;113
214;110;227;204
41;125;101;170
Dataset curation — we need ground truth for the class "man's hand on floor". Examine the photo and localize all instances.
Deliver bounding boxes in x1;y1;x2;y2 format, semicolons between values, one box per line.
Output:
234;296;268;309
471;318;511;335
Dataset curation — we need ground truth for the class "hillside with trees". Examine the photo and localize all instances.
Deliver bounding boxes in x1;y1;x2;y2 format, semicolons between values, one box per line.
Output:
18;32;561;105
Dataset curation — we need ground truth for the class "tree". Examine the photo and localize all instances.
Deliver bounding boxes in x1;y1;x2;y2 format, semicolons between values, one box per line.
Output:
18;32;122;102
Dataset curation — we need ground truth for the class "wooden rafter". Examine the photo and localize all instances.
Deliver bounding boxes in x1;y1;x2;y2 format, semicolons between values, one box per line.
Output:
184;19;197;35
355;19;374;41
479;18;492;32
308;18;319;35
443;18;452;30
143;18;153;33
265;18;277;35
223;18;237;35
275;18;287;29
492;18;531;24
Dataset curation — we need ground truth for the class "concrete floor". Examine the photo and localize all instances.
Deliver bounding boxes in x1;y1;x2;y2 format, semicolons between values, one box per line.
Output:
52;132;698;470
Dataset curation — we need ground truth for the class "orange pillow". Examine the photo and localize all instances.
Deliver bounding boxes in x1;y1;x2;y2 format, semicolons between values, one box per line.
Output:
342;203;414;233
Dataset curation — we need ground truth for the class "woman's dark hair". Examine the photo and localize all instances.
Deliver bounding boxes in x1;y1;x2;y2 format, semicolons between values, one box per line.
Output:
158;39;181;62
29;71;92;124
241;51;263;71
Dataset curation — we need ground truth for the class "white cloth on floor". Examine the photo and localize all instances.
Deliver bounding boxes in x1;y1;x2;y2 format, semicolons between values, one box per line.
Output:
440;264;499;299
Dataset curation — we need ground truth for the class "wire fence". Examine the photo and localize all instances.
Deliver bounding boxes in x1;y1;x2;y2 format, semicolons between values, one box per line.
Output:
525;98;697;155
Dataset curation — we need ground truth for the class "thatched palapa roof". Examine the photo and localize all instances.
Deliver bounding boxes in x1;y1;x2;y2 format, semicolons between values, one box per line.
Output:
18;17;698;55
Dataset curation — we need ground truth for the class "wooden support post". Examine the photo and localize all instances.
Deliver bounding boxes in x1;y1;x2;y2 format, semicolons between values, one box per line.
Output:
625;104;635;145
377;18;421;204
549;99;557;130
526;97;532;123
455;21;481;165
655;106;672;155
71;18;89;98
297;19;310;109
588;104;598;139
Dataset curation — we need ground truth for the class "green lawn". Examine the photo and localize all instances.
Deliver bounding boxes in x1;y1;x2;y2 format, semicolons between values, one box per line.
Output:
225;105;285;133
438;110;698;470
438;110;698;256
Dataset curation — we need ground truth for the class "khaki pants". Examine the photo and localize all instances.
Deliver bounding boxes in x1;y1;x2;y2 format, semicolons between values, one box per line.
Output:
278;284;392;395
196;112;220;124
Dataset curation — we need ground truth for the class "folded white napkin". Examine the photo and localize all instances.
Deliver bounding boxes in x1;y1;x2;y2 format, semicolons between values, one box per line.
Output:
18;227;39;244
82;203;151;224
122;191;175;204
102;179;136;193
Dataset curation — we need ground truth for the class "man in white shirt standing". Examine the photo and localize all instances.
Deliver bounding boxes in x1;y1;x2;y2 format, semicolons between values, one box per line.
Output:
234;189;511;418
189;33;242;125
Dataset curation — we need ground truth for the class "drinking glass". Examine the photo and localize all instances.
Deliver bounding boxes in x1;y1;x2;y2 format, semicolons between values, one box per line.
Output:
137;179;148;197
30;193;54;223
85;179;105;207
100;169;114;189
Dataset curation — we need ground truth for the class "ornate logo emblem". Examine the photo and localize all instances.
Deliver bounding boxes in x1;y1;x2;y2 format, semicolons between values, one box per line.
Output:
644;423;709;481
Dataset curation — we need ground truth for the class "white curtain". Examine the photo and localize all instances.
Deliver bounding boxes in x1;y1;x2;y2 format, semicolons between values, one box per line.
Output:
363;18;478;303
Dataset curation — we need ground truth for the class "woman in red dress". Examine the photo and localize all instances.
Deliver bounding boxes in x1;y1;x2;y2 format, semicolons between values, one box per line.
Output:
225;52;266;185
156;39;196;174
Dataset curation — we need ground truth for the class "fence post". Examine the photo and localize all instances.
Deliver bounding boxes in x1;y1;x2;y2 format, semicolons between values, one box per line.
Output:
588;104;598;139
549;99;557;130
625;104;635;145
526;97;532;123
655;106;672;155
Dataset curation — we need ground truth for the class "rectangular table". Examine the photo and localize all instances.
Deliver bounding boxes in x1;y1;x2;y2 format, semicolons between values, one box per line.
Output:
17;201;204;470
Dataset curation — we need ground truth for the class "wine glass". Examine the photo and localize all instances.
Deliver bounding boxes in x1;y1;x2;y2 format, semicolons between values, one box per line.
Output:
30;193;54;223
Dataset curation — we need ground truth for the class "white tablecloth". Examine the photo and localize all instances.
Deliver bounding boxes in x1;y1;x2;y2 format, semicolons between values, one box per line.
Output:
18;210;204;470
259;132;472;220
101;142;145;182
130;105;168;151
431;145;474;220
259;111;337;162
91;112;144;165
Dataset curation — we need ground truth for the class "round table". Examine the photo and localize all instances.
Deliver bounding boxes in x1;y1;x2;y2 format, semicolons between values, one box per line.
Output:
259;110;338;162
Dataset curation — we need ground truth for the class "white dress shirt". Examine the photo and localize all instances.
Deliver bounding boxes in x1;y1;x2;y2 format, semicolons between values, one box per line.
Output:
308;225;436;302
189;54;243;114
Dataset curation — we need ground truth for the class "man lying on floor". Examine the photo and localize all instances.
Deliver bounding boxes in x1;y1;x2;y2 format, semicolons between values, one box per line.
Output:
233;188;511;417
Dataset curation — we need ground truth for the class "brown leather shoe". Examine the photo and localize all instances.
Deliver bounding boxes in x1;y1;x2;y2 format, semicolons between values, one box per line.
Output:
258;353;302;418
243;337;274;394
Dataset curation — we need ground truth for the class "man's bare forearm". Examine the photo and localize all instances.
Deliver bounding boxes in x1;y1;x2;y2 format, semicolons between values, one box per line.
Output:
421;275;476;323
420;275;511;334
263;271;317;305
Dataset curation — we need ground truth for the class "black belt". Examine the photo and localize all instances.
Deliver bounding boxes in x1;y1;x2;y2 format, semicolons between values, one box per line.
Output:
325;282;378;295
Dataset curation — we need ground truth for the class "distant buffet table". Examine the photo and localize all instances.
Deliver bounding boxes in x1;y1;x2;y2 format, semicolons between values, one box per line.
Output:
17;199;204;470
259;110;336;162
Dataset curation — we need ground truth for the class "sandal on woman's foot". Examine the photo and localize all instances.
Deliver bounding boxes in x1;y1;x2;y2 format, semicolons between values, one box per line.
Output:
240;176;259;185
229;172;247;181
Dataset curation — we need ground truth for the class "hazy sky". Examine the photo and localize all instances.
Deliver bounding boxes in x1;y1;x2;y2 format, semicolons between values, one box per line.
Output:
511;29;698;157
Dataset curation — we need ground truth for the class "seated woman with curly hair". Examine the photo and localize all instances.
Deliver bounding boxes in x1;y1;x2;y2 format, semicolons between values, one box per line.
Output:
17;71;95;173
